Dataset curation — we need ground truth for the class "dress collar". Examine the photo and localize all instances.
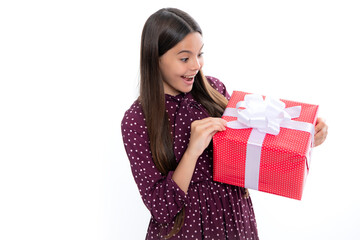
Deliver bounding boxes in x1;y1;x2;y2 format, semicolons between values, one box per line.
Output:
165;92;194;103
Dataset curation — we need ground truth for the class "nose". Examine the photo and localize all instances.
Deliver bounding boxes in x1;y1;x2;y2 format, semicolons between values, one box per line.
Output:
191;56;201;71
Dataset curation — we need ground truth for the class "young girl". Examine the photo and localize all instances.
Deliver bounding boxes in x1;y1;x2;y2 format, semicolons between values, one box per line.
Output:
121;8;328;240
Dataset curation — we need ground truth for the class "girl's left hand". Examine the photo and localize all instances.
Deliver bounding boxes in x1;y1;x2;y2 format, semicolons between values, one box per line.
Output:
314;117;328;147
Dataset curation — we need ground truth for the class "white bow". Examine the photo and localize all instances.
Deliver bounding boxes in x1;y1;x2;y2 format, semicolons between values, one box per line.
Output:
225;94;301;135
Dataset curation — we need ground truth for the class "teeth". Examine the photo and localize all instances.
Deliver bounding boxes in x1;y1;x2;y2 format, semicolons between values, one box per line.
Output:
183;75;195;79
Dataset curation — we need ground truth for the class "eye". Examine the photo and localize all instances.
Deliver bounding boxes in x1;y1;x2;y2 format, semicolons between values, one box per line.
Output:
180;58;189;62
198;52;204;57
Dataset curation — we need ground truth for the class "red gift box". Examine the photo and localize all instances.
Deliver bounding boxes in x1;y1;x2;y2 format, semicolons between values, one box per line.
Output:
213;91;319;200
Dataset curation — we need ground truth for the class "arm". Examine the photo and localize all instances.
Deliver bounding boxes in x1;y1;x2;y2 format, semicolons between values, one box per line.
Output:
172;117;227;194
171;77;229;193
121;107;187;224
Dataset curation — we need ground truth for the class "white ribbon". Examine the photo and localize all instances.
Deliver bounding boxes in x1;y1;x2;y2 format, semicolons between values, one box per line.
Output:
224;94;303;134
223;93;315;190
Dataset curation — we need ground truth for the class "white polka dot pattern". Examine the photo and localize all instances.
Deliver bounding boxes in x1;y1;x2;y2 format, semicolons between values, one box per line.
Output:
121;79;259;239
213;91;319;200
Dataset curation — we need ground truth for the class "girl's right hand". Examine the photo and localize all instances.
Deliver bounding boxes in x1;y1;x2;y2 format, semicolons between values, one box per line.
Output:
186;117;227;158
172;117;227;194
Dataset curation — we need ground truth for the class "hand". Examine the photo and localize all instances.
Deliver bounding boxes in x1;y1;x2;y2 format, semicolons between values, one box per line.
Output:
186;117;227;158
314;117;328;147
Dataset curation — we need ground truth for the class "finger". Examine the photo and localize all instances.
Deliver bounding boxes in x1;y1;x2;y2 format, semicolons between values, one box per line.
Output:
195;117;227;126
316;117;326;124
198;121;227;134
192;118;227;131
314;126;328;147
315;118;326;133
315;122;323;133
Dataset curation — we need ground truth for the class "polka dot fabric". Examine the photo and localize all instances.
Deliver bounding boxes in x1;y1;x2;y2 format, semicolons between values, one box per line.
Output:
213;91;319;200
121;78;259;239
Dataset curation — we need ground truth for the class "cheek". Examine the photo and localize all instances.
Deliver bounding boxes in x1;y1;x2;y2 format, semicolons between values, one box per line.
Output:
163;59;179;71
160;61;176;79
172;62;187;76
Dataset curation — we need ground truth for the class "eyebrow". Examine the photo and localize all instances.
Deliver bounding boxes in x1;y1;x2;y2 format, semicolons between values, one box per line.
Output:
177;44;204;55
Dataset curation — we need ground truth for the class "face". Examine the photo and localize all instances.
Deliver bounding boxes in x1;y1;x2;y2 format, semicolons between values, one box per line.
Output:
159;32;204;96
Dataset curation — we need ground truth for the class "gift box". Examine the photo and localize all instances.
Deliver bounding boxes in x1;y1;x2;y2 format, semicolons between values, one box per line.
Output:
213;91;319;200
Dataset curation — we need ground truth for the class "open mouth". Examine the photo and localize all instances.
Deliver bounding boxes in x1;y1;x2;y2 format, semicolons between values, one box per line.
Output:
181;75;196;82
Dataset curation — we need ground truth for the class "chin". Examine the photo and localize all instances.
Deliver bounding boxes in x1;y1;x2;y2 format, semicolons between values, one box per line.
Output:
182;85;193;93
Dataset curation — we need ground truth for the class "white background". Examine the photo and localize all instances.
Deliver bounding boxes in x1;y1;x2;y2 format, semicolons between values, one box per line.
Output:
1;0;359;239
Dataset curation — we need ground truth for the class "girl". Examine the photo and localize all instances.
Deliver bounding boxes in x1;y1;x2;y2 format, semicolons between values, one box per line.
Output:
121;8;328;240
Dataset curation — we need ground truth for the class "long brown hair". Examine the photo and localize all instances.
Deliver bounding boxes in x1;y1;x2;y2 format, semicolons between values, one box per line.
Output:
139;8;228;238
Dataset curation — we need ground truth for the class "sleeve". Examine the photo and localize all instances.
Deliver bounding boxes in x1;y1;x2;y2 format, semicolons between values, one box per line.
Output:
121;104;187;224
206;75;231;100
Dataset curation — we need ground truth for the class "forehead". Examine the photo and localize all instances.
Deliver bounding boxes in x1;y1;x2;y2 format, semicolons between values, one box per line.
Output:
170;32;203;54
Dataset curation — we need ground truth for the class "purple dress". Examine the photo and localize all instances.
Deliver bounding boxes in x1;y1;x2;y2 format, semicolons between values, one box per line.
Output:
121;76;259;239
